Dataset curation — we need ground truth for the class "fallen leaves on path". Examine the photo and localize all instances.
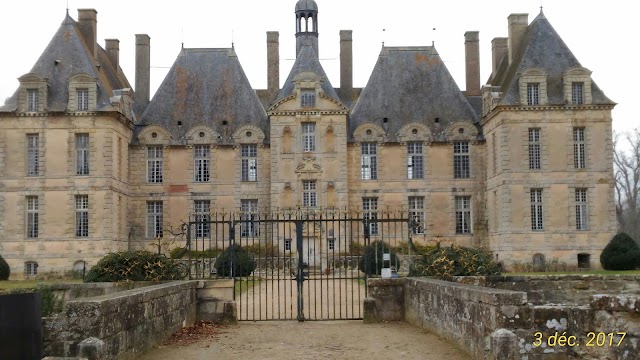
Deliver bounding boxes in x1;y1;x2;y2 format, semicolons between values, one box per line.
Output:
163;321;224;346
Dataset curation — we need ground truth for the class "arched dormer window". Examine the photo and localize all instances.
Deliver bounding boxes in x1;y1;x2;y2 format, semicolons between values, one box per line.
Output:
563;68;592;105
519;69;547;106
68;74;98;112
18;74;48;113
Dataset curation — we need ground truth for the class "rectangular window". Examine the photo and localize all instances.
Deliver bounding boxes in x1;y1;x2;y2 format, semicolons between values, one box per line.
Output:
453;142;470;178
327;238;335;251
528;128;541;170
361;143;377;180
302;180;317;208
455;196;472;234
27;89;38;112
363;197;378;235
301;122;316;152
573;127;586;169
25;262;38;276
76;133;89;175
408;196;425;234
572;82;584;105
26;196;39;238
284;239;292;251
527;83;540;105
241;144;258;182
194;200;211;238
146;201;163;238
147;146;163;183
530;189;544;231
194;145;210;182
301;90;316;108
26;134;39;176
575;189;588;231
75;195;89;237
407;142;423;179
77;88;89;111
241;199;259;237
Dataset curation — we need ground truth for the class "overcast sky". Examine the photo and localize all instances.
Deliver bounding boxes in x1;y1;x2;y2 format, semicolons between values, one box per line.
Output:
0;0;635;133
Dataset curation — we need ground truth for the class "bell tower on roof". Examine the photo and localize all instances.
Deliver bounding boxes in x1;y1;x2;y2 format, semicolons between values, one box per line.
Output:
295;0;319;57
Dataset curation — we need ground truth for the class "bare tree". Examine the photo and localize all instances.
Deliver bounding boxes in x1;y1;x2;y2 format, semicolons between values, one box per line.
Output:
614;129;640;243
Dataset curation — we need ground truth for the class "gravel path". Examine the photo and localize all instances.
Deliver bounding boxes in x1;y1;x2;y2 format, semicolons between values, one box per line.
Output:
139;321;470;360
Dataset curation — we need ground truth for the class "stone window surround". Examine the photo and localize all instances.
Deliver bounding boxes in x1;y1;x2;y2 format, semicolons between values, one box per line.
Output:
519;69;548;106
563;67;592;105
18;74;47;113
68;74;98;112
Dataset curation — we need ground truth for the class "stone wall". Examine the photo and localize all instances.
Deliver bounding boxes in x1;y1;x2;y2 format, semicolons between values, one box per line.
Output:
43;280;235;360
367;277;640;360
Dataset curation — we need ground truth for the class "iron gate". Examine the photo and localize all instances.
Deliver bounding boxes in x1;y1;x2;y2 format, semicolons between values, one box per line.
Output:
186;211;411;321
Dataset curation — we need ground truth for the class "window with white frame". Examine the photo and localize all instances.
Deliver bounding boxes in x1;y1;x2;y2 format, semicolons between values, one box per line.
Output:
573;128;586;169
530;189;544;231
194;145;210;182
528;128;541;170
407;142;423;179
571;82;584;105
455;196;472;234
26;134;39;176
241;144;257;182
363;197;378;235
147;146;163;183
284;239;292;251
77;88;89;111
361;143;377;180
575;188;588;231
24;261;38;276
146;201;163;238
408;196;425;234
194;200;211;237
26;196;39;238
75;195;89;237
453;142;470;178
301;90;316;108
327;238;335;251
302;180;317;208
527;83;540;105
76;133;89;175
241;199;259;237
27;89;39;112
301;122;316;152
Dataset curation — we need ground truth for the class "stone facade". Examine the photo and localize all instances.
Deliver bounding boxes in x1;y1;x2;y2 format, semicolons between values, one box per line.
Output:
0;2;616;278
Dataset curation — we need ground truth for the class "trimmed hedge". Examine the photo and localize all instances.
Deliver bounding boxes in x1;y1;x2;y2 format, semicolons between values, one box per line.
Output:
600;233;640;270
0;254;10;280
409;244;501;277
84;251;188;282
214;244;257;277
358;240;400;276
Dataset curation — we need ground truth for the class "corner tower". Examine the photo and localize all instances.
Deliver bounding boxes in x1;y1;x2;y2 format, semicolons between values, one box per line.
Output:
295;0;319;56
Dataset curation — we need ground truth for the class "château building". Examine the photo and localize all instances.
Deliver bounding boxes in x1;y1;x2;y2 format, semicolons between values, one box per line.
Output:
0;1;616;278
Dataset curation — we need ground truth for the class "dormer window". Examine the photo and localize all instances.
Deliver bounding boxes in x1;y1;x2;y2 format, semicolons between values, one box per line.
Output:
527;83;539;105
301;90;316;108
564;68;592;105
571;82;584;105
77;88;89;111
27;89;39;112
68;74;97;112
519;69;547;106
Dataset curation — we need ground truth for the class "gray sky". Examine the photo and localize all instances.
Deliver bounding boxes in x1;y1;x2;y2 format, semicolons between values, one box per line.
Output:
0;0;635;133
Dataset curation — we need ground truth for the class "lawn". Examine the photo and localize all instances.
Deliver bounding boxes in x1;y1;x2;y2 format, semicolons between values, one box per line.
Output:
234;278;262;295
0;279;83;291
504;270;640;276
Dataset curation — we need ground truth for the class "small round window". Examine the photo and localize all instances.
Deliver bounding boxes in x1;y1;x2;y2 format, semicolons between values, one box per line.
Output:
246;131;252;138
412;128;418;135
151;132;157;138
458;128;464;134
199;132;205;138
366;129;372;135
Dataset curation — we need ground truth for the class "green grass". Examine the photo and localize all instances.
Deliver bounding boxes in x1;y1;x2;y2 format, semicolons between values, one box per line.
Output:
0;279;83;291
234;278;262;295
504;270;640;276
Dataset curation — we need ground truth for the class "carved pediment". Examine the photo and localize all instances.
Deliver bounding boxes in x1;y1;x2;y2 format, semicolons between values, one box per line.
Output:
295;156;323;175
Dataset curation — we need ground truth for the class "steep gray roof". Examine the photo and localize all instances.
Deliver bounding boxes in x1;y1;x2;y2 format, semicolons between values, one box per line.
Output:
139;47;268;141
350;46;480;140
275;44;340;103
496;12;613;105
0;12;130;112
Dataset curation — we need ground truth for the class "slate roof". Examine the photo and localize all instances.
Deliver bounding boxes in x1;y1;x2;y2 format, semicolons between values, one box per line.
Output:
0;12;131;112
275;44;341;104
350;46;480;140
138;47;268;141
493;12;613;106
296;0;318;12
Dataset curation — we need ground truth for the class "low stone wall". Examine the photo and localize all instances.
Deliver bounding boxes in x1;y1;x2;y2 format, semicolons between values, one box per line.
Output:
40;282;157;302
367;277;640;359
43;280;235;360
453;275;640;305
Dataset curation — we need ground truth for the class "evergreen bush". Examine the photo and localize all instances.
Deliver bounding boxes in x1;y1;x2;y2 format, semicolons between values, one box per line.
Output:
0;254;10;280
214;244;257;277
600;233;640;270
409;244;501;277
84;250;188;282
358;240;400;276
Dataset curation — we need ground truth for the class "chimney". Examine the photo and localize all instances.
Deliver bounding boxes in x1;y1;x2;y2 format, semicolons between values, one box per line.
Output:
77;9;98;59
464;31;480;96
105;39;120;72
508;14;528;65
267;31;279;98
491;37;508;75
340;30;353;91
135;34;151;108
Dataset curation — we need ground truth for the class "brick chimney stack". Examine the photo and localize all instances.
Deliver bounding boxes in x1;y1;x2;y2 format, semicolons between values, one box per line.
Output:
491;37;508;76
105;39;120;73
135;34;151;108
267;31;280;99
340;30;353;91
508;14;528;65
464;31;480;96
78;9;98;59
